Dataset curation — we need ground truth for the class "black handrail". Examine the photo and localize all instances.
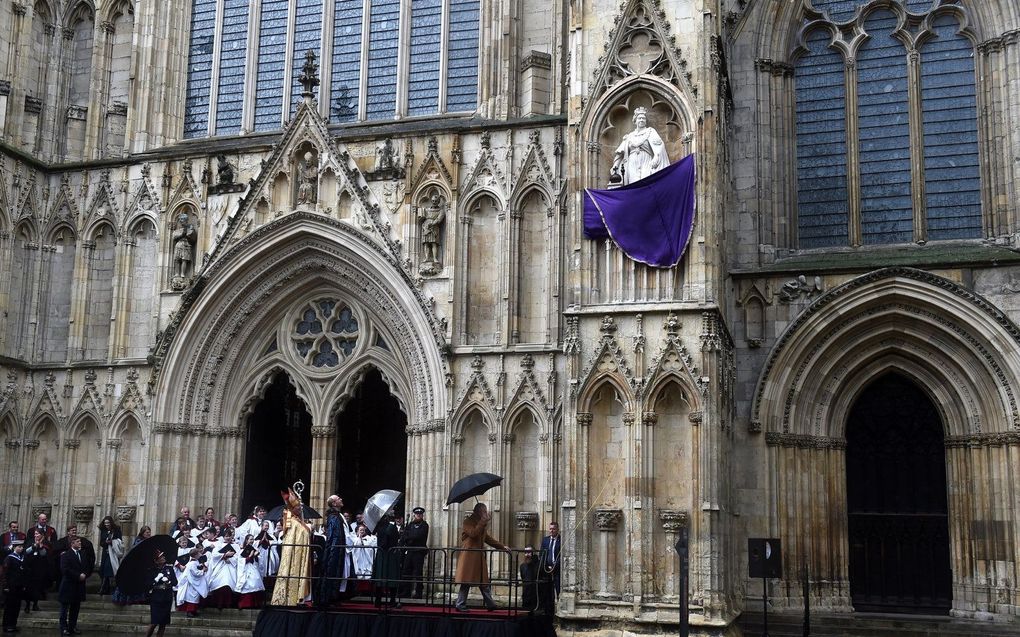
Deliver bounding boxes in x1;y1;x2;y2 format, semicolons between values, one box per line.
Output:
251;541;550;615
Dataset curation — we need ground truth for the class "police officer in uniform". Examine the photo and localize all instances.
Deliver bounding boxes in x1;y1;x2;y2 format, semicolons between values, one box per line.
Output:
399;507;429;599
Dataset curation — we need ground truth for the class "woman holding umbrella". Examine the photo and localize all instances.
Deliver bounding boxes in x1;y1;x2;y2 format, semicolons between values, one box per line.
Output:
455;502;510;612
144;550;176;637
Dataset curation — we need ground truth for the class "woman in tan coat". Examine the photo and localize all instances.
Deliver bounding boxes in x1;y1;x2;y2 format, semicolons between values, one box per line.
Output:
454;502;510;611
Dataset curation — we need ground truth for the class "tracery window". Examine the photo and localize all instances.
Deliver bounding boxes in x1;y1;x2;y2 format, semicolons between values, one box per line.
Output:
291;299;360;368
794;1;981;248
183;0;481;138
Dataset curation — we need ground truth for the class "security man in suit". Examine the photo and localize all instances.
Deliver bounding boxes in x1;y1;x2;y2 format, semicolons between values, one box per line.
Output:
538;521;561;613
59;536;89;635
399;507;429;599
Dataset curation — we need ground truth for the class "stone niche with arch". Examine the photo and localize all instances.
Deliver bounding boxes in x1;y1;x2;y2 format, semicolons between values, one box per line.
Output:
591;89;692;190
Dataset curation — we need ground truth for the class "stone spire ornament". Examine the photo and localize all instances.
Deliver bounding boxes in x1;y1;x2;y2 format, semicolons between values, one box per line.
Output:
299;50;319;102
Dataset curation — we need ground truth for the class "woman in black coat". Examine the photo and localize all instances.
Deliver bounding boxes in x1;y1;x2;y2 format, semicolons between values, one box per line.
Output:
97;516;122;595
21;529;50;612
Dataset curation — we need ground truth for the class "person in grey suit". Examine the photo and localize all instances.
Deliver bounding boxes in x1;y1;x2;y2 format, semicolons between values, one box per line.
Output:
58;537;88;635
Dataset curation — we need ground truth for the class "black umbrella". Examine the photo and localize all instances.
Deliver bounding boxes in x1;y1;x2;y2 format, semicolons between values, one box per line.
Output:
115;534;179;595
265;503;321;522
446;472;503;505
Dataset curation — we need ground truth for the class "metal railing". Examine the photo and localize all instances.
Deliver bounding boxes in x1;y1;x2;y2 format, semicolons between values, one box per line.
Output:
258;541;554;615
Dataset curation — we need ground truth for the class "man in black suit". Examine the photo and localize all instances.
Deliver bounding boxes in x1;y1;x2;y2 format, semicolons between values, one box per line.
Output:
538;521;560;614
58;537;88;635
53;526;95;593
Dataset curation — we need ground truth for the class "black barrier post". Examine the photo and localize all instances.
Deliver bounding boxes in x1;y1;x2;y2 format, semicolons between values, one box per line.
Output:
802;563;810;636
675;528;689;637
748;539;782;637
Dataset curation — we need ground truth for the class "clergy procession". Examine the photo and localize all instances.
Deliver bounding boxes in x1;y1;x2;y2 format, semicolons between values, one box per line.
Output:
0;474;561;634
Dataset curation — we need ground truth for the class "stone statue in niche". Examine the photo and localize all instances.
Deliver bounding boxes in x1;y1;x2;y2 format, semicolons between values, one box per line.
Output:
377;139;395;171
216;154;235;185
171;211;197;290
610;106;670;186
296;152;318;206
417;192;447;276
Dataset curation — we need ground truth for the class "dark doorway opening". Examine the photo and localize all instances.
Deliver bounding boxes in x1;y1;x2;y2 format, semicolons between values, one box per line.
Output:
334;369;407;515
241;373;313;517
846;373;952;614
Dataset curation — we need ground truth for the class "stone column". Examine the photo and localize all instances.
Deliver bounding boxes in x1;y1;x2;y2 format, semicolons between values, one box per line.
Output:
310;422;337;509
594;508;622;596
659;509;689;599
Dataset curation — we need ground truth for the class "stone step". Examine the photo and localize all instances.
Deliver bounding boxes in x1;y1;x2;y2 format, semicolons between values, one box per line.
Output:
13;600;258;635
739;611;1020;637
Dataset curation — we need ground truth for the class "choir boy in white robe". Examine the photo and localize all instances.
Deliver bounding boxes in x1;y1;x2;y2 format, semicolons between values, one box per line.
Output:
235;534;265;608
175;548;208;616
206;529;238;608
236;507;266;542
348;524;377;582
255;521;280;578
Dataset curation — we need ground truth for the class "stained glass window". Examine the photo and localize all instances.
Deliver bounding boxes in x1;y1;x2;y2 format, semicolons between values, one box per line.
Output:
292;300;360;368
331;0;363;122
291;0;322;112
254;0;288;132
183;0;216;139
447;0;480;112
215;0;248;135
366;0;400;119
408;0;442;116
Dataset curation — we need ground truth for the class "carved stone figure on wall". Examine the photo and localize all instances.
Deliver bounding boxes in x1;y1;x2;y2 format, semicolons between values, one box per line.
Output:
377;139;395;171
171;211;197;289
216;154;235;185
610;107;669;186
418;192;447;276
296;152;317;206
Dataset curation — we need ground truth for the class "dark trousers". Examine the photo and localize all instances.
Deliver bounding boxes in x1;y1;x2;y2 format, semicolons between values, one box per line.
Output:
2;589;21;629
60;600;80;631
400;550;426;597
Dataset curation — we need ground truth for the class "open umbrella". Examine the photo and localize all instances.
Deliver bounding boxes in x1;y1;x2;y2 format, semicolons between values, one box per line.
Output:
115;534;180;595
363;489;403;533
446;472;503;505
265;503;321;522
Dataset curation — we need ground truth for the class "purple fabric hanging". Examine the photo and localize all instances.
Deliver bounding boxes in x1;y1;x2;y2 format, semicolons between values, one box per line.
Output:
583;153;696;268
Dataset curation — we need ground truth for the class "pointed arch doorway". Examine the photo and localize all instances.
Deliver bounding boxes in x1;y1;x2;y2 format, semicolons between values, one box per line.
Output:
241;373;313;516
846;373;952;614
334;369;408;515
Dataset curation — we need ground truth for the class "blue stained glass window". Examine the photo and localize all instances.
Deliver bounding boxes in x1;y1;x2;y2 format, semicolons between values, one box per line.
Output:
408;0;441;116
905;0;933;14
446;0;480;112
331;0;363;122
920;14;981;240
183;0;216;139
809;1;866;23
215;0;248;135
857;10;912;245
366;0;399;119
795;29;849;248
292;0;322;113
254;0;288;132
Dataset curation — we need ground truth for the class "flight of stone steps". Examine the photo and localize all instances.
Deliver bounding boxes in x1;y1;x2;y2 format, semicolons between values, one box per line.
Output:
11;599;258;636
738;610;1020;637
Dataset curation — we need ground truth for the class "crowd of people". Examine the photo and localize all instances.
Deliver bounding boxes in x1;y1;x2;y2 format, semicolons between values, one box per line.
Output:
0;497;561;635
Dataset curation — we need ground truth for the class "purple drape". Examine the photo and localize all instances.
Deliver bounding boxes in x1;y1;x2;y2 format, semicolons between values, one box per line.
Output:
583;153;696;268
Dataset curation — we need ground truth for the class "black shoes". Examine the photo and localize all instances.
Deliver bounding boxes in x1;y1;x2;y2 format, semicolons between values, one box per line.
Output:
455;604;469;612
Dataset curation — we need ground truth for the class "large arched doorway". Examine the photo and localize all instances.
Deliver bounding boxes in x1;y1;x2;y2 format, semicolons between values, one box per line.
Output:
334;369;408;514
846;373;952;614
241;373;313;516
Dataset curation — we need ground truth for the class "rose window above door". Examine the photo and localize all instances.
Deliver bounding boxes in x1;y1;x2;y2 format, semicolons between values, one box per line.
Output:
291;299;359;368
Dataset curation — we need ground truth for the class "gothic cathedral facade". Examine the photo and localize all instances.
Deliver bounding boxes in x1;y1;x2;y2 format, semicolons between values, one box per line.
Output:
1;0;1019;634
